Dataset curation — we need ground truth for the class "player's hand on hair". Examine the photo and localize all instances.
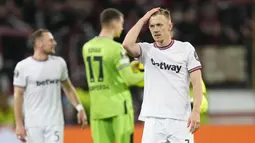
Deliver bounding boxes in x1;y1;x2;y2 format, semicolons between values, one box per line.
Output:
187;110;200;134
77;110;88;129
16;124;27;142
141;7;160;23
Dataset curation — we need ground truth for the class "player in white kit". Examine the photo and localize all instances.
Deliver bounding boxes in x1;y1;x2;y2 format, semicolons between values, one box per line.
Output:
123;8;203;143
13;29;87;143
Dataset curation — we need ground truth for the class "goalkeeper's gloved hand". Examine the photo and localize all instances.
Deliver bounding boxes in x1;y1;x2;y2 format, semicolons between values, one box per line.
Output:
131;61;144;87
130;60;141;73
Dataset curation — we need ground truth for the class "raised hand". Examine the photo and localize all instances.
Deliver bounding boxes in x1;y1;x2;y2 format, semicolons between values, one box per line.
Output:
141;7;160;23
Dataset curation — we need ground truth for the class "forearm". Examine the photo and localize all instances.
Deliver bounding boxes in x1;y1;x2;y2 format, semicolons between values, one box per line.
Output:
61;79;83;111
122;19;145;56
123;19;144;45
119;67;144;86
14;94;24;126
192;79;203;112
65;88;81;107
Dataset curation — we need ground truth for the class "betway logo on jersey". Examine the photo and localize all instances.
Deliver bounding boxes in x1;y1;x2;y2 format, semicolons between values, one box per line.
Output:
36;79;60;86
151;58;182;73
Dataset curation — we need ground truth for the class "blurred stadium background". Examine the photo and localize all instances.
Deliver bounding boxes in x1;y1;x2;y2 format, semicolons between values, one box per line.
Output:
0;0;253;142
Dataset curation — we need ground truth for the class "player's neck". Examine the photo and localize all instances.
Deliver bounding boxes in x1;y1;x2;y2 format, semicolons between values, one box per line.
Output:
155;38;172;48
99;29;114;39
33;51;49;61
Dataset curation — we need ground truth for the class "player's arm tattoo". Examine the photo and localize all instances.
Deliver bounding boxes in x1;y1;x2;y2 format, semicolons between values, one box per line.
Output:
61;79;81;107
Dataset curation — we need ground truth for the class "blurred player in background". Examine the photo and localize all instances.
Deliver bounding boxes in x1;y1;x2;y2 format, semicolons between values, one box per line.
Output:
82;8;144;143
13;29;87;143
123;8;203;143
0;93;14;126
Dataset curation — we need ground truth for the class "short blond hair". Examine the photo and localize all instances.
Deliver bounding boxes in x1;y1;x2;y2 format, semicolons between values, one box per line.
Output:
151;8;171;20
30;29;49;47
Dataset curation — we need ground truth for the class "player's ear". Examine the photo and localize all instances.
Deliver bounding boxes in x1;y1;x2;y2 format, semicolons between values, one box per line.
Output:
169;23;173;31
34;39;40;47
37;39;42;47
110;20;117;29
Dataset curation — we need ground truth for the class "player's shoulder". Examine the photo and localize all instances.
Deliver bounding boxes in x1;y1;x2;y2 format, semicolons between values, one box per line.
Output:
85;37;119;45
113;41;122;47
174;40;195;51
49;55;65;61
15;57;33;68
49;55;66;64
137;41;154;48
174;40;193;47
82;37;99;52
83;38;96;47
105;39;122;49
102;39;123;53
83;37;121;51
114;42;124;52
111;42;127;57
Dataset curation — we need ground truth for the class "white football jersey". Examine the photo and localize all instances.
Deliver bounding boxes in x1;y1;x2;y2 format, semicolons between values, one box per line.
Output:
138;40;201;121
13;55;68;127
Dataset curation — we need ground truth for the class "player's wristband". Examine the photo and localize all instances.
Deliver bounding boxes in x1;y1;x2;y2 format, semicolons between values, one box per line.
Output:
75;104;84;112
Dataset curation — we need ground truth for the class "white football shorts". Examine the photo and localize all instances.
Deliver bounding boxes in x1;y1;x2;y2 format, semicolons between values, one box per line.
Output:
26;125;64;143
142;117;194;143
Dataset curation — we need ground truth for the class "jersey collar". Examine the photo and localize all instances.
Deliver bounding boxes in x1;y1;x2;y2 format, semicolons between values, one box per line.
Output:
154;40;175;50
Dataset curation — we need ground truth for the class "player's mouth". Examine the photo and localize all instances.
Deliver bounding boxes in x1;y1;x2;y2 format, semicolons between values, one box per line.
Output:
154;34;161;38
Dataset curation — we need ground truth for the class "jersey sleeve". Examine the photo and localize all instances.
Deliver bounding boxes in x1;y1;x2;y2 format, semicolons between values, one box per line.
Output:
114;45;130;70
137;42;150;64
60;58;69;81
186;43;202;73
13;62;26;87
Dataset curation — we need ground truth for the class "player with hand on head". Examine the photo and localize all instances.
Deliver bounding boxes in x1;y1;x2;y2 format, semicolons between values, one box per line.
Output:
123;8;203;143
13;29;87;143
82;8;144;143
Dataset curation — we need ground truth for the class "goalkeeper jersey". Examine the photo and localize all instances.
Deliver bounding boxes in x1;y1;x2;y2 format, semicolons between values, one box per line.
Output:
82;37;133;119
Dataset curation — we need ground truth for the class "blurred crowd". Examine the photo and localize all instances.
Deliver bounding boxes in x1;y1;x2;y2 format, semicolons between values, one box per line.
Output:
0;0;252;125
